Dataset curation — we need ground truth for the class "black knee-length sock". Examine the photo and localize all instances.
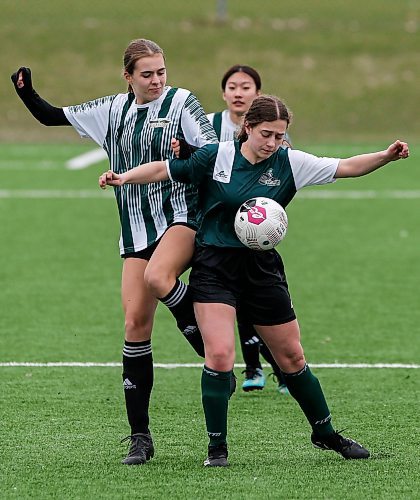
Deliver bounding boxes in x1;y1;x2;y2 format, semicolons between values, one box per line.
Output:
237;321;262;370
160;279;204;357
122;340;154;435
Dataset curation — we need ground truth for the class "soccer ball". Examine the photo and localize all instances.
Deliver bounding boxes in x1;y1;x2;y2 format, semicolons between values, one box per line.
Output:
234;197;288;251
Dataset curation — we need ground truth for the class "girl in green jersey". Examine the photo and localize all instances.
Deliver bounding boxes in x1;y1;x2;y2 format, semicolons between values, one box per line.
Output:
208;64;291;394
100;94;409;466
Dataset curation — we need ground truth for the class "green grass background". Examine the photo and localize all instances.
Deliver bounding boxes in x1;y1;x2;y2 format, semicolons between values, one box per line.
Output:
1;1;420;498
2;0;420;143
1;144;419;499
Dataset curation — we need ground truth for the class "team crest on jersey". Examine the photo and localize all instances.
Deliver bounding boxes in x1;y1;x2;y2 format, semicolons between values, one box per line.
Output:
258;168;281;186
149;118;172;129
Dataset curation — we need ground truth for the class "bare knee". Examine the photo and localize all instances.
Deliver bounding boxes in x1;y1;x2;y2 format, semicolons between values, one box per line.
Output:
144;265;174;298
124;314;153;342
276;347;306;373
205;346;235;372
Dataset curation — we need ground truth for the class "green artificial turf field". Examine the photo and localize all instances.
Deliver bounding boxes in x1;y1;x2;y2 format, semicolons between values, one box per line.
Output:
0;144;419;499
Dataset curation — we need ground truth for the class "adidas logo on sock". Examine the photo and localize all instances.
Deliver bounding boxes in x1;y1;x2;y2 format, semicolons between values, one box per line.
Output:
245;336;260;345
183;325;198;337
123;378;136;390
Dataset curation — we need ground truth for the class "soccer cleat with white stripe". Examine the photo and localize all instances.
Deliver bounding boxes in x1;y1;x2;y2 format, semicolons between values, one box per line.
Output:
241;367;265;392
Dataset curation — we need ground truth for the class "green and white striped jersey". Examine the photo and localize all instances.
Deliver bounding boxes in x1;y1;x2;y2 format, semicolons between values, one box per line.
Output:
207;109;292;146
64;87;217;254
166;141;339;248
206;110;237;142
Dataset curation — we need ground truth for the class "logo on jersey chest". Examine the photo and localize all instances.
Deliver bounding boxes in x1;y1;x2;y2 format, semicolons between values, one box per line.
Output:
149;118;172;129
258;168;281;186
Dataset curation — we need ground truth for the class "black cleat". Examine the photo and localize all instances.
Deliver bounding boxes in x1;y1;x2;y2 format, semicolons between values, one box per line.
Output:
203;443;229;467
121;433;154;465
311;430;370;459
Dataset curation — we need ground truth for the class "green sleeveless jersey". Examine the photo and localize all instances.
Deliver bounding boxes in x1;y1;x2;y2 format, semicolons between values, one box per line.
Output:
64;87;217;254
167;141;339;248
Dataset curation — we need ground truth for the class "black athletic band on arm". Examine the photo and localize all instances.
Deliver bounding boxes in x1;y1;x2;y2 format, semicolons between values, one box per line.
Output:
178;138;198;159
11;67;70;126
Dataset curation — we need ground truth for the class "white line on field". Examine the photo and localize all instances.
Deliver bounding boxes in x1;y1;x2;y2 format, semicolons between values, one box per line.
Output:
0;362;418;369
297;190;420;199
0;161;61;170
66;148;108;170
1;189;420;199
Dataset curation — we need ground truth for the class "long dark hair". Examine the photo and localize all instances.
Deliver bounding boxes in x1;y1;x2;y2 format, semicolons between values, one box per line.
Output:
221;64;262;91
237;95;292;142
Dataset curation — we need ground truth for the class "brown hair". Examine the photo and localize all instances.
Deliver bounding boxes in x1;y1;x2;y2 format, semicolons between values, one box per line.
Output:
237;95;292;142
123;39;165;92
221;65;262;91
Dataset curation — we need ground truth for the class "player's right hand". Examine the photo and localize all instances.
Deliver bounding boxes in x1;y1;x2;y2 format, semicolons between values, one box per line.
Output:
11;67;33;94
99;170;124;189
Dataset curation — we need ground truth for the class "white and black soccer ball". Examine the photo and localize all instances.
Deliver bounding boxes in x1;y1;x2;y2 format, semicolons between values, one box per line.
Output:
234;197;288;251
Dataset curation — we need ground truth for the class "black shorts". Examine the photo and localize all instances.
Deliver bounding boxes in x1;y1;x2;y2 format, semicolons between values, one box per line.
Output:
121;222;197;261
189;245;296;326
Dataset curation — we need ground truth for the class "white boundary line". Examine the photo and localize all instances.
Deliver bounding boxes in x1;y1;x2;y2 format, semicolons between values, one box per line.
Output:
1;189;420;199
0;189;113;198
66;148;108;170
0;362;418;369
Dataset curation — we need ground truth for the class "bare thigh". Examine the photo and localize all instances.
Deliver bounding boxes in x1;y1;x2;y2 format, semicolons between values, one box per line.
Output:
122;258;158;342
144;225;196;298
194;302;236;372
255;319;306;373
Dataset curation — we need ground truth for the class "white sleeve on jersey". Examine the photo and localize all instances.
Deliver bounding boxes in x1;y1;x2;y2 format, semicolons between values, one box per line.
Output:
63;95;116;147
180;96;218;148
206;113;215;125
288;149;339;190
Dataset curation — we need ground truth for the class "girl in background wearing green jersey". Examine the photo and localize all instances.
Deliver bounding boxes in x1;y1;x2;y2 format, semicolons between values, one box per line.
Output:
208;64;291;394
12;38;219;466
99;95;409;466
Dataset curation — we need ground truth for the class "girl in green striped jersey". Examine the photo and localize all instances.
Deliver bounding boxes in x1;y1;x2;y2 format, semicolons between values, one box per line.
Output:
12;38;218;465
100;94;409;466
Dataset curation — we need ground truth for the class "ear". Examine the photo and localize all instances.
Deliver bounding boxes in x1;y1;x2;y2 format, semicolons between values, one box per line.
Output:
123;71;132;84
222;91;227;103
244;121;251;135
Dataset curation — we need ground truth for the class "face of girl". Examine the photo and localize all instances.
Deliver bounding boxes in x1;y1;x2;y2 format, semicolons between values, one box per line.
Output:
244;120;288;163
223;71;260;117
125;53;167;104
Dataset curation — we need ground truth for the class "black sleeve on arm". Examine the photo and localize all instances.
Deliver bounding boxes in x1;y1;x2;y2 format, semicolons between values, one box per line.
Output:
178;138;199;159
11;67;70;126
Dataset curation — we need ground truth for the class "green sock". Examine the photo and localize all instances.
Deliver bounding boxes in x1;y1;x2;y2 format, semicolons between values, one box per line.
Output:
283;364;334;437
201;365;232;446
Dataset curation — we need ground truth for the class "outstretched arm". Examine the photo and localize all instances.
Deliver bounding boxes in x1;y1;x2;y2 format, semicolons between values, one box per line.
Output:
99;161;168;189
335;140;409;178
11;67;70;126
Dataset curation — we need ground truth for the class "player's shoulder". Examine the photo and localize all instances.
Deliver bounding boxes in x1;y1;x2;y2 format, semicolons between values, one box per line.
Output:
199;142;220;155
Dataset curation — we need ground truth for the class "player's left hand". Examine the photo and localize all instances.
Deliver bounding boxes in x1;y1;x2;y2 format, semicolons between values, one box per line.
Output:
387;140;409;161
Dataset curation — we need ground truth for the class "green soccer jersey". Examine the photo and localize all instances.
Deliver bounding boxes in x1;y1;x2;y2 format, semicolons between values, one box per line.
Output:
167;140;339;248
64;87;217;254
